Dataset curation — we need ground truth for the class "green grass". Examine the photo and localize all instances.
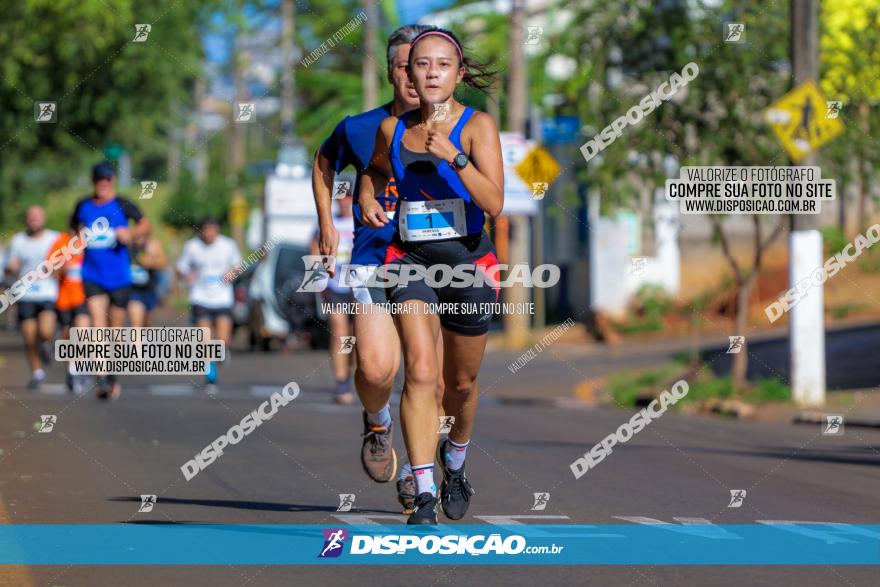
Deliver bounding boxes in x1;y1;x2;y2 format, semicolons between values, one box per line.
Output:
607;362;792;408
827;303;867;319
614;285;676;334
607;363;686;407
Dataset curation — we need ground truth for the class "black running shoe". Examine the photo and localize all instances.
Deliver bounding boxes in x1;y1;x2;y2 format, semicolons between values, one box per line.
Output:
95;376;110;400
406;492;438;525
437;439;475;520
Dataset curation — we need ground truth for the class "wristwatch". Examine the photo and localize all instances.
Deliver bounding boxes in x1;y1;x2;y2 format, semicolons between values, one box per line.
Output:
452;152;469;171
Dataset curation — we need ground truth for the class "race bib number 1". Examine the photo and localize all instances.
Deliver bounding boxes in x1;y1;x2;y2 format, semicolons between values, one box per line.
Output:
399;199;466;242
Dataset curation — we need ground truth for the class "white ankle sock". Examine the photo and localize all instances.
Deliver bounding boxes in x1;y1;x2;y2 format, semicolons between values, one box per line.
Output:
365;404;392;428
444;439;469;471
412;464;435;496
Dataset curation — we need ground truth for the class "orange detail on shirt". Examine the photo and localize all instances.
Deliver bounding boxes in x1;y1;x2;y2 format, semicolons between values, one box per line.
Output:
48;233;85;310
384;179;399;212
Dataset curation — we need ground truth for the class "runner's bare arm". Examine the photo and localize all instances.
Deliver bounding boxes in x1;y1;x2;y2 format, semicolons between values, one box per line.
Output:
458;112;504;217
144;238;167;269
312;147;339;258
131;216;151;240
360;118;396;229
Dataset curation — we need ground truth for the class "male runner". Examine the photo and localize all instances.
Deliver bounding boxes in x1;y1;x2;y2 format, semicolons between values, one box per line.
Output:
70;161;150;399
312;24;445;513
176;217;241;393
2;206;59;389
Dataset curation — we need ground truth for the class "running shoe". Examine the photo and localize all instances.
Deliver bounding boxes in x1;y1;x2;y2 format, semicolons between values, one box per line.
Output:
96;376;120;400
95;376;110;399
334;391;355;405
360;411;397;482
397;474;416;514
436;439;475;520
203;382;219;395
72;374;90;396
406;492;438;525
28;370;46;391
205;361;218;385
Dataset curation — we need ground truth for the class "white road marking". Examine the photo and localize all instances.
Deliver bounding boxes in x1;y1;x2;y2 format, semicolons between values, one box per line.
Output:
148;384;195;396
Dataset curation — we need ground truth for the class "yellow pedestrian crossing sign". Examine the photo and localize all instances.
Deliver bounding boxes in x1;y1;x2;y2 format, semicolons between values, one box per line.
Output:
514;146;561;188
229;193;248;227
764;81;843;162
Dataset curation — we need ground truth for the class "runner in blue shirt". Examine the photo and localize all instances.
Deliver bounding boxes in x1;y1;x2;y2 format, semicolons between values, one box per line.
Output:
311;25;445;514
69;161;151;399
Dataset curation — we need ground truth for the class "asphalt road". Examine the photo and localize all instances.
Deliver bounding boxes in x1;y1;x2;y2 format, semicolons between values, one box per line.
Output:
1;330;878;586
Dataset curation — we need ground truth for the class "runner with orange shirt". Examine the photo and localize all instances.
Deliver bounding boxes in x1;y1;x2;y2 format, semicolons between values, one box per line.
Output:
47;230;91;394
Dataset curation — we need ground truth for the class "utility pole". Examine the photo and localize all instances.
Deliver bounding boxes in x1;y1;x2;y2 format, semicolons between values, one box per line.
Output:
362;0;379;111
505;0;531;348
230;45;247;174
789;0;826;406
280;0;296;139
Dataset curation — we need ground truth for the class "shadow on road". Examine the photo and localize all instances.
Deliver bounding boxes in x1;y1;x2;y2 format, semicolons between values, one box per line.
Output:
639;443;880;467
109;496;400;515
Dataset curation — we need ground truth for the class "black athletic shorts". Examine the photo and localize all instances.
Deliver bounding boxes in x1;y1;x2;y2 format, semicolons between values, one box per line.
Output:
17;300;56;323
191;305;233;323
384;230;500;336
57;304;89;328
321;289;356;305
83;281;131;308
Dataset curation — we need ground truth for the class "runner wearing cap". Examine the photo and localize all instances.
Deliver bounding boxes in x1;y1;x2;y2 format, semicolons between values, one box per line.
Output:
70;161;151;399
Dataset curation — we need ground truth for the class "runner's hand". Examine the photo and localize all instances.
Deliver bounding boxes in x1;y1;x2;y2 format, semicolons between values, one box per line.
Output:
318;225;339;266
318;225;339;278
115;226;132;244
425;120;459;164
361;198;389;229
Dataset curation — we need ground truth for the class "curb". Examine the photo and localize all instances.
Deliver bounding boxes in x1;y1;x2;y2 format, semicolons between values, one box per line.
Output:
794;411;880;429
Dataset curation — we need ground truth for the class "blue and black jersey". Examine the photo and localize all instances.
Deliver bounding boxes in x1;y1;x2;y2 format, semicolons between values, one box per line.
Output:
69;196;143;290
320;102;400;265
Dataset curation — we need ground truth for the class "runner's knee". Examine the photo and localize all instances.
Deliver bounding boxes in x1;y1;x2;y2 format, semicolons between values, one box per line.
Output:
405;360;439;391
445;374;477;396
356;359;396;388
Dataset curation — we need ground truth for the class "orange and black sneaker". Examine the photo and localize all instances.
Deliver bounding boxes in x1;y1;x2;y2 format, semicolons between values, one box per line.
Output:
360;411;397;483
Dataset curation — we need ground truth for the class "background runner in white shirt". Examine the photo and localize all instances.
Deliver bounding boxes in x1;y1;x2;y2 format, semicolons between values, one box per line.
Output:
1;206;60;389
176;218;242;391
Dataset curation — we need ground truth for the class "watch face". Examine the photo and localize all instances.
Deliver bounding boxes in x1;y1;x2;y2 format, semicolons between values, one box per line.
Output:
454;153;468;168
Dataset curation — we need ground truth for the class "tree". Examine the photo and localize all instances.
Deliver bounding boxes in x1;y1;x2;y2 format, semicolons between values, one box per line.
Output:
0;0;215;228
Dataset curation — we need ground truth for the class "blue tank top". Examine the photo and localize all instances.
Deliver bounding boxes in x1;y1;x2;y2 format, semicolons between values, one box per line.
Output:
390;107;485;236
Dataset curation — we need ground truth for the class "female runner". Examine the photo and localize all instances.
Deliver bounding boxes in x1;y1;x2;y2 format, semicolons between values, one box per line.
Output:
359;27;502;524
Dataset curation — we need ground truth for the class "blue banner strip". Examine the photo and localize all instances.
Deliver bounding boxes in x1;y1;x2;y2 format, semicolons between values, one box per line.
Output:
0;524;878;565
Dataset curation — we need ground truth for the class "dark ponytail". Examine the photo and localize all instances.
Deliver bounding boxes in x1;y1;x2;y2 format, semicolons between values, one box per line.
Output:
409;27;497;93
